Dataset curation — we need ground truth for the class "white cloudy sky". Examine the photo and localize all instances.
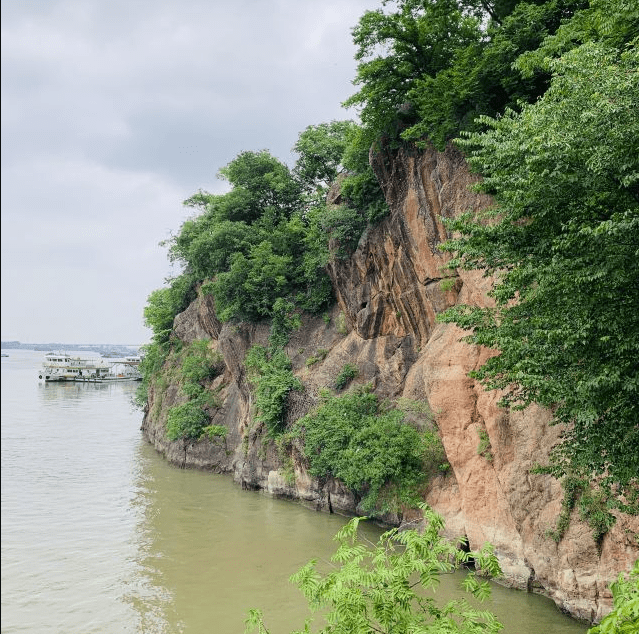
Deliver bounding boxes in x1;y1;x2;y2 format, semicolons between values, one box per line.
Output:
1;0;381;346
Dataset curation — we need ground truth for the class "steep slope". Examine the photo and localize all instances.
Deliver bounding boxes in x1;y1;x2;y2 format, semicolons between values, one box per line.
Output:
142;143;638;622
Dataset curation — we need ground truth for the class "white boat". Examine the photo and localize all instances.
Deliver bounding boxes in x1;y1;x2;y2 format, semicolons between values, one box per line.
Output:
38;352;142;382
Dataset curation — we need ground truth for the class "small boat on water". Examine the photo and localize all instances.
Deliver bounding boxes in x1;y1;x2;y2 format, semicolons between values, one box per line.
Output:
38;352;142;383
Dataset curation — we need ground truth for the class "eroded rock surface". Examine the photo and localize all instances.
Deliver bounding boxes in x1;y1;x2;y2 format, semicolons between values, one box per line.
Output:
142;143;638;622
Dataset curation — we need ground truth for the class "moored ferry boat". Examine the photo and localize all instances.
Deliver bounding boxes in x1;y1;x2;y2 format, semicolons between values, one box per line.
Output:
38;352;142;382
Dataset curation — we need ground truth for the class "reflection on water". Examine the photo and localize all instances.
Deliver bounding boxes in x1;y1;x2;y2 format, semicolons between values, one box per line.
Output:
125;441;384;633
38;379;137;404
2;351;143;634
2;350;588;634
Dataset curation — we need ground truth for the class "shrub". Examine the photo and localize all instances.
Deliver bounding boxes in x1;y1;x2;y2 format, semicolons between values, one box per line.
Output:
579;485;617;551
306;348;329;367
547;474;586;543
422;428;447;470
181;340;223;385
200;424;228;443
334;363;359;390
182;381;205;399
275;433;297;486
316;204;366;259
268;298;301;349
245;345;302;436
143;273;197;344
158;339;225;442
134;341;170;410
162;338;225;441
247;506;503;634
477;428;493;462
587;560;639;634
294;391;437;511
439;278;456;292
166;399;210;441
336;311;348;334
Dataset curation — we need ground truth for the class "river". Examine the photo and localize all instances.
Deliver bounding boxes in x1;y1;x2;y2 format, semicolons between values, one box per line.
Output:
1;349;588;633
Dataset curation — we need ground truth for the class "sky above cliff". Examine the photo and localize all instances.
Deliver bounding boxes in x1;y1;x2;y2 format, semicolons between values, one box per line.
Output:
1;0;381;346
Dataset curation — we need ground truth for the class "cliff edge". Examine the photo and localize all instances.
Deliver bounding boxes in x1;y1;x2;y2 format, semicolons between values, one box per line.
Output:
142;143;638;622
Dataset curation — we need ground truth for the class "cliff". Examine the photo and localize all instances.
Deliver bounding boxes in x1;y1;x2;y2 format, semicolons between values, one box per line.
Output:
142;143;638;622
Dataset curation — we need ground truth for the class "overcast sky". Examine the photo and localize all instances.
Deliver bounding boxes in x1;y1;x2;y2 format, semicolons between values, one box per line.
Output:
1;0;381;346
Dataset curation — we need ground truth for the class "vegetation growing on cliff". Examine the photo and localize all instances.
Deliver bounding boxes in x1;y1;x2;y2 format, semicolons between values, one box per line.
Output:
241;299;304;437
439;2;639;509
344;0;587;150
140;119;389;363
139;117;390;449
165;127;386;327
140;0;638;534
245;345;302;437
333;363;359;390
135;338;225;442
246;506;504;634
342;0;638;517
164;340;224;441
292;388;445;512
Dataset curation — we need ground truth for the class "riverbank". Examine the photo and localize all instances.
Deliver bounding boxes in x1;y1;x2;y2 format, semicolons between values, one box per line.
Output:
1;349;588;633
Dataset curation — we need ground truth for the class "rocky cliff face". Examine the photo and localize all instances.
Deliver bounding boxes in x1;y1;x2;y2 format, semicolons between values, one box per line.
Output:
142;143;638;623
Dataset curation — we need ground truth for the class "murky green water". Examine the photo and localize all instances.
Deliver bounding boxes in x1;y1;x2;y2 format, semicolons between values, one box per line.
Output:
1;349;588;633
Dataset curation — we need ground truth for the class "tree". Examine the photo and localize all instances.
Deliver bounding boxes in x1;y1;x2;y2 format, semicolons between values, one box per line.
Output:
217;150;303;224
343;0;586;150
404;0;585;148
338;123;389;224
344;0;482;144
208;241;294;322
293;120;358;194
246;506;503;634
160;146;336;325
169;217;258;280
516;0;639;76
143;273;197;344
441;39;639;505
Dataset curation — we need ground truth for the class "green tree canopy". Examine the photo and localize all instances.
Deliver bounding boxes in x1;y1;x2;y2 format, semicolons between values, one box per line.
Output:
293;120;358;194
344;0;586;149
160;148;343;324
441;38;639;504
405;0;585;148
209;241;294;322
217;150;303;223
143;273;197;344
168;217;258;280
344;0;482;143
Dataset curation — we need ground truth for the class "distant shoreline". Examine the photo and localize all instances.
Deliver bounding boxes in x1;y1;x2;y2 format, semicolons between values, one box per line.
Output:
1;341;141;355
